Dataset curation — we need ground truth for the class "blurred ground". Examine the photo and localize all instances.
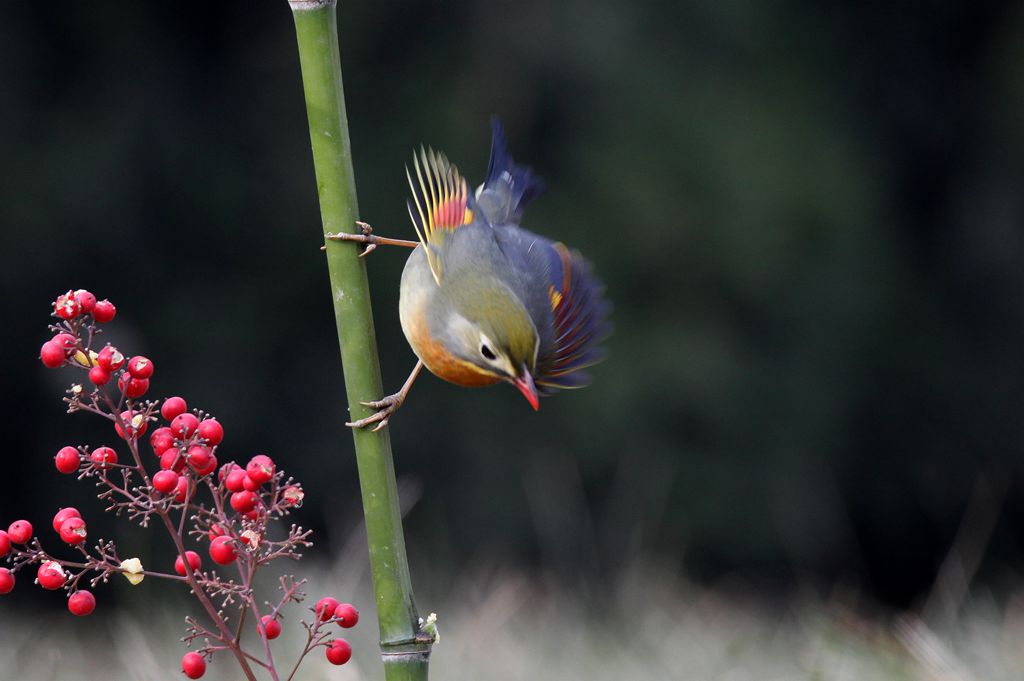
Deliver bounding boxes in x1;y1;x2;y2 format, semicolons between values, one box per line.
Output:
2;556;1023;681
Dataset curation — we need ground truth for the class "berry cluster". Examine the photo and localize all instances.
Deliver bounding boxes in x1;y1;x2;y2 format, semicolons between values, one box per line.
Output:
2;290;359;680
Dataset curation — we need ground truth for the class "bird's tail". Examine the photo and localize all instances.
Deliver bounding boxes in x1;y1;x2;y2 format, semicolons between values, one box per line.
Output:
474;117;545;226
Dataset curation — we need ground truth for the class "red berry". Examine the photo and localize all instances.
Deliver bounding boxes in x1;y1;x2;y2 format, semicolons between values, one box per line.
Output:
37;560;67;590
225;468;247;493
230;490;257;514
195;453;217;477
118;373;149;399
53;291;81;320
334;603;359;628
259;615;282;640
74;289;97;313
68;590;96;616
326;639;352;665
55;446;81;474
152;470;179;494
8;520;33;544
245;455;275;486
174;550;202;576
181;652;206;679
40;341;66;368
197;419;224;446
92;299;116;323
161;396;188;421
207;524;228;541
90;446;118;469
52;507;82;533
315;597;340;622
96;345;126;372
0;531;10;558
115;410;148;440
209;536;237;565
160;448;186;473
242;474;262;492
51;333;77;353
174;476;191;503
88;366;111;385
217;462;238;483
0;568;14;594
150;427;175;455
187;445;212;472
171;413;199;438
59;517;87;545
127;355;154;379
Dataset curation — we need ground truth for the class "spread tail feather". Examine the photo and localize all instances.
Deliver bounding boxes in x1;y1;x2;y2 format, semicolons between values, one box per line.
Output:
536;243;611;393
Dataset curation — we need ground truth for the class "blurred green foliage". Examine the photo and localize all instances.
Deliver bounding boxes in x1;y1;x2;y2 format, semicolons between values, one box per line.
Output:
1;0;1023;608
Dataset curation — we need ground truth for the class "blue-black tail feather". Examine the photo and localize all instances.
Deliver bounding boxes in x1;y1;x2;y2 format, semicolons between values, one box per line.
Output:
475;117;546;226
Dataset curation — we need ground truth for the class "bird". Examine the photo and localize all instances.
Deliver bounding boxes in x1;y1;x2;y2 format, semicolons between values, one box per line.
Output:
332;118;610;430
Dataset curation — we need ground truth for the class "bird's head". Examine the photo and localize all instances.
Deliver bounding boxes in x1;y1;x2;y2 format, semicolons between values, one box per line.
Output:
442;276;541;410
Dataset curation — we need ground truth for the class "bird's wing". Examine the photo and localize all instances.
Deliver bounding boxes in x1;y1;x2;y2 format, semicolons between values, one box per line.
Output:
534;242;611;393
474;118;545;226
407;148;475;284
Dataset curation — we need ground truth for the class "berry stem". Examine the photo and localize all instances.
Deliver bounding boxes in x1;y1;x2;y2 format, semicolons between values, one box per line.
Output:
98;386;154;488
156;510;259;681
284;618;331;681
68;398;115;422
242;559;282;681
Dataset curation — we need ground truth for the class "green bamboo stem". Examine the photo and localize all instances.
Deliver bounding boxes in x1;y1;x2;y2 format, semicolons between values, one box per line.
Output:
287;2;431;679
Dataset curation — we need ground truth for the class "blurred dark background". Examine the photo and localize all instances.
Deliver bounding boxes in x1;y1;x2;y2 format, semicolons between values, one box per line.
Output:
2;0;1023;613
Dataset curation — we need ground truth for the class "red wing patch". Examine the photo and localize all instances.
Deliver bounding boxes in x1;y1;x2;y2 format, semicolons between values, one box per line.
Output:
406;148;474;283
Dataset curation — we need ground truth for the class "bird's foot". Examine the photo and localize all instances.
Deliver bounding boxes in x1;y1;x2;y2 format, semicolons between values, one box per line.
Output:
346;360;424;432
346;391;406;432
324;221;418;256
324;221;377;256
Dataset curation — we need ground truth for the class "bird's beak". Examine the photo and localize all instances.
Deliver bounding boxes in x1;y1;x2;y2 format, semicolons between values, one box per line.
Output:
512;366;540;411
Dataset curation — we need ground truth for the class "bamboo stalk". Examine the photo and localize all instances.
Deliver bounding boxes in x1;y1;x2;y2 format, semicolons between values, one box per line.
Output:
287;2;431;679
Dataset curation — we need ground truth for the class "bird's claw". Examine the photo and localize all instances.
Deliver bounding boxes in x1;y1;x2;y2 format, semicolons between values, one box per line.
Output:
325;221;377;257
346;393;404;432
353;221;377;257
324;222;418;254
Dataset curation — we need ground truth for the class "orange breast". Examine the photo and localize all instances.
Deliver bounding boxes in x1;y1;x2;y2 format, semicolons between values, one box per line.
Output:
405;300;500;388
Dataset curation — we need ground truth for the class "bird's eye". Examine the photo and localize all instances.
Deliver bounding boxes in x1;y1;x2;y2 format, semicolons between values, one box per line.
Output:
480;344;497;361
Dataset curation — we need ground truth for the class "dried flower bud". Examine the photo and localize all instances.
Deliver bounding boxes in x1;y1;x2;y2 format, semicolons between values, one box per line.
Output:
119;557;145;585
